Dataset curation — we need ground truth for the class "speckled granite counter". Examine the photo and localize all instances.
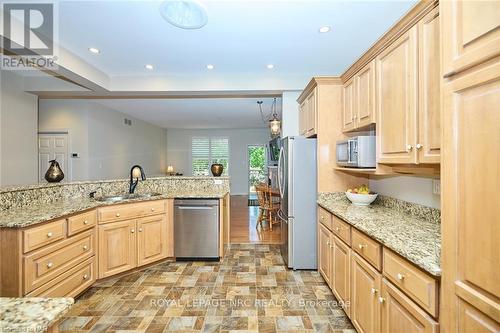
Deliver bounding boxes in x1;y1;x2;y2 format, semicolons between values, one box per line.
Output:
0;297;74;332
318;192;441;277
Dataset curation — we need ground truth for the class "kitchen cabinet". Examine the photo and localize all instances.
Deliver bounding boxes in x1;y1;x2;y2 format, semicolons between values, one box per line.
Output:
376;25;418;164
137;215;168;266
342;78;355;132
331;235;351;316
380;279;439;333
318;222;332;286
351;253;381;333
299;100;307;136
298;87;318;137
98;219;137;279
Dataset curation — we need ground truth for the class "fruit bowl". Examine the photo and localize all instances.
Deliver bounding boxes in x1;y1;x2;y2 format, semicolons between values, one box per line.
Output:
345;192;378;206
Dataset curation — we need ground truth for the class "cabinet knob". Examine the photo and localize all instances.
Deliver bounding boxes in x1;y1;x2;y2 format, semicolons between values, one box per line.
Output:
378;297;385;304
320;216;324;221
416;143;423;150
336;227;340;232
397;273;405;281
326;240;330;246
406;145;413;151
83;245;88;251
116;213;121;217
371;288;378;295
139;228;143;232
83;274;88;280
131;229;135;233
47;232;53;238
358;244;367;250
47;262;53;268
83;220;88;225
151;208;155;212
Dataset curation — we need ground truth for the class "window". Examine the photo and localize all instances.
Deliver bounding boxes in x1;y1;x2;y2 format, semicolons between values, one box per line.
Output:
191;136;229;176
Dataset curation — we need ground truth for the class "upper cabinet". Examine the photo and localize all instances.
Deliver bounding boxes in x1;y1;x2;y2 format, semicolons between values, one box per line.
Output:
342;60;376;132
441;0;500;77
299;87;318;137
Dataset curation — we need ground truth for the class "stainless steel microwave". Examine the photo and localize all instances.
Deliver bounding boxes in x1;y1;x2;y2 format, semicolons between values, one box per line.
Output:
336;136;376;168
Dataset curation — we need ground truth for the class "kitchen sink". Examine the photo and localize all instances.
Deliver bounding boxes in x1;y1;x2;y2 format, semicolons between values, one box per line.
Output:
94;192;162;202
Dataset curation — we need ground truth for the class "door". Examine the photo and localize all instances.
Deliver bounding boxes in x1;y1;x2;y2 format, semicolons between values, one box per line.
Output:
306;89;316;136
418;8;441;164
137;215;168;266
247;145;266;196
351;253;381;333
380;279;439;333
355;60;376;128
342;78;356;132
38;133;70;182
331;235;351;316
318;223;331;286
377;25;418;164
98;220;137;278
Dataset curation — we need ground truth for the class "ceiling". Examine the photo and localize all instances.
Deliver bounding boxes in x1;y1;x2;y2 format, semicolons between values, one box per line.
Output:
57;0;416;77
94;97;282;129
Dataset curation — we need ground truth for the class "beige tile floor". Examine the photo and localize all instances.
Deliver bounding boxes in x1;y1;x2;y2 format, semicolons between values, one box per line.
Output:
59;244;355;333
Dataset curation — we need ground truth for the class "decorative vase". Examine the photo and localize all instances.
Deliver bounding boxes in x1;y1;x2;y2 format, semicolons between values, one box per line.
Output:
45;159;65;183
210;163;224;177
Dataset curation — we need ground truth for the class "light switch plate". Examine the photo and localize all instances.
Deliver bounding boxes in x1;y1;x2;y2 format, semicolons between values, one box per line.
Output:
214;179;223;185
432;179;441;195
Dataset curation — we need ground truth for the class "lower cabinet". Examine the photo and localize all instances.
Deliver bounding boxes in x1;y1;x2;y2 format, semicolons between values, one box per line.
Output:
318;222;332;286
351;253;381;333
331;235;351;316
98;220;137;278
380;279;439;333
137;215;168;266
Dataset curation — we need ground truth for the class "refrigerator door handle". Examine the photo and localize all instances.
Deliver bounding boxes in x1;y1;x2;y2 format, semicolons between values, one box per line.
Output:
277;146;285;199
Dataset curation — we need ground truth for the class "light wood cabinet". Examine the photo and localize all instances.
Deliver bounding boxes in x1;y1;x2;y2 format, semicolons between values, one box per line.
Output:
351;228;382;271
380;279;439;333
351;253;381;333
298;87;318;137
299;100;307;136
331;235;351;316
457;299;500;333
137;215;168;266
342;78;356;132
376;25;418;164
98;219;137;279
318;222;332;286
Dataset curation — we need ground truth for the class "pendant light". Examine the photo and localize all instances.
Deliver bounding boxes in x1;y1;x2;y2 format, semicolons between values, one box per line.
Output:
258;98;281;137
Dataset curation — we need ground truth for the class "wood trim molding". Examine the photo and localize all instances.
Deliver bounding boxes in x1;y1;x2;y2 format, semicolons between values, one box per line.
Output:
297;77;342;103
341;0;439;82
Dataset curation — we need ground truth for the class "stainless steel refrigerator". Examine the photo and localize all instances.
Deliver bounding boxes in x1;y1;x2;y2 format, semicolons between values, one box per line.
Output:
277;136;317;270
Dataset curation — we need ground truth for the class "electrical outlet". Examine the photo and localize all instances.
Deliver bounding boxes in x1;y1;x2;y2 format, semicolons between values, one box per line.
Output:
432;179;441;195
214;179;223;185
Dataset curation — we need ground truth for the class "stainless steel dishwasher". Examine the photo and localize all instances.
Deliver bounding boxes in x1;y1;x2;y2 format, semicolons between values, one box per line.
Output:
174;199;219;260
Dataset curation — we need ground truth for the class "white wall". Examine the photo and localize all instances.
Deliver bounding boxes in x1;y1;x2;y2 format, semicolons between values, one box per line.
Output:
369;176;440;209
281;91;301;137
0;71;39;186
39;100;168;181
167;128;270;195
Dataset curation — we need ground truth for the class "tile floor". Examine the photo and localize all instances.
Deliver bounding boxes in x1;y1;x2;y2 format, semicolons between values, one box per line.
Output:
59;244;354;333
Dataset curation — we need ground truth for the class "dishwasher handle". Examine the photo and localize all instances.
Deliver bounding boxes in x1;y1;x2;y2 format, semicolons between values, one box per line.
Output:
176;206;215;210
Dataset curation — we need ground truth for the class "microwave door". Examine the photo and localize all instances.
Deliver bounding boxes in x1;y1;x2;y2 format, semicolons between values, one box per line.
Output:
337;142;349;166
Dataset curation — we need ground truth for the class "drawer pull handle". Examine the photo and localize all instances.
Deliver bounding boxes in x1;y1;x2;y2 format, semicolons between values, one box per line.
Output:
83;245;88;251
397;273;405;281
83;220;88;225
416;143;423;150
371;288;377;295
47;232;53;238
47;262;53;268
320;216;324;221
406;144;413;151
358;244;367;250
116;213;121;217
83;274;88;280
378;297;385;304
131;229;135;233
139;228;143;232
336;227;340;232
151;208;155;212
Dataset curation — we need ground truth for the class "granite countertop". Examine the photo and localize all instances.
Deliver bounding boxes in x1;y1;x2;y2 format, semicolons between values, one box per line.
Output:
317;192;441;277
0;190;229;228
0;297;74;332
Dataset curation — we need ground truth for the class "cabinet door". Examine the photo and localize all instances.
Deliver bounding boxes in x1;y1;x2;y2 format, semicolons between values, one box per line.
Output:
458;299;500;333
318;222;332;286
355;60;376;128
351;253;381;333
441;59;500;332
342;79;356;132
299;101;307;136
441;0;500;77
377;26;418;164
98;220;137;278
306;89;317;136
137;215;168;266
381;279;439;333
418;7;441;164
331;235;351;316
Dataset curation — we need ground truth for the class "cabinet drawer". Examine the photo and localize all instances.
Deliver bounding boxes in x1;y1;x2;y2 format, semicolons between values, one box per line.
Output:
67;210;96;236
352;228;382;270
318;206;333;231
383;249;439;317
332;215;351;245
27;257;96;297
98;200;166;223
24;229;95;293
23;219;66;253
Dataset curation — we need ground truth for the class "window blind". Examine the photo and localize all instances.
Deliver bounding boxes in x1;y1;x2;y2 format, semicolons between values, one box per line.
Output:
191;136;229;176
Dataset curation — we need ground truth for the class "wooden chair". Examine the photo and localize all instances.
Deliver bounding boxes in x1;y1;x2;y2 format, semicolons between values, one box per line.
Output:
255;183;281;230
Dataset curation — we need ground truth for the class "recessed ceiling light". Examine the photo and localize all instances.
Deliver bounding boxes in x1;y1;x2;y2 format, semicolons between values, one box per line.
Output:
88;47;100;54
145;64;154;70
319;26;331;33
267;64;274;69
206;64;214;70
159;0;208;30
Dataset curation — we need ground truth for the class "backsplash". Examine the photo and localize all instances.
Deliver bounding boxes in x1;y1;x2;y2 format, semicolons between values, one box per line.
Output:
0;177;230;211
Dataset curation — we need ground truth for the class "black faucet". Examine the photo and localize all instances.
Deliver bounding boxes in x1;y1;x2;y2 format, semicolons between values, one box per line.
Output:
129;165;146;194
